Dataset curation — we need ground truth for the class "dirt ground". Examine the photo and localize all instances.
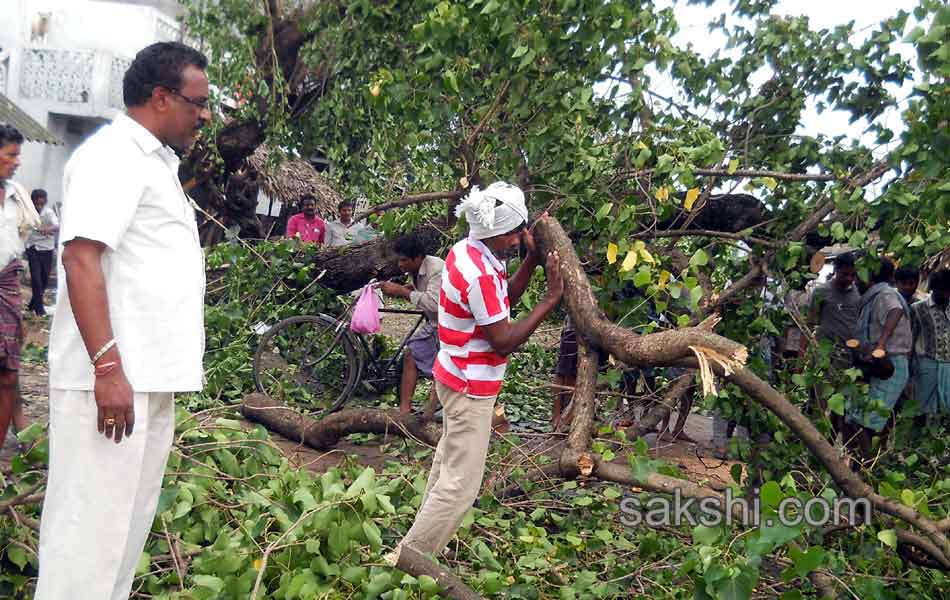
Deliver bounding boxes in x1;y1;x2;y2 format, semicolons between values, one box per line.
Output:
3;294;741;492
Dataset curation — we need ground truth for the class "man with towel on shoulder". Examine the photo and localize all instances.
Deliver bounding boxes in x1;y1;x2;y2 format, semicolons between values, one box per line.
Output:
0;124;41;450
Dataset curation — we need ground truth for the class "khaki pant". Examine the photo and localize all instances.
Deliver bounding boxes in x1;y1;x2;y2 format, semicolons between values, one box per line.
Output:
36;390;175;600
400;381;496;555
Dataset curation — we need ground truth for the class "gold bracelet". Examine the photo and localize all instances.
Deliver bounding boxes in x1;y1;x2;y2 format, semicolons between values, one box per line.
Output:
91;338;117;364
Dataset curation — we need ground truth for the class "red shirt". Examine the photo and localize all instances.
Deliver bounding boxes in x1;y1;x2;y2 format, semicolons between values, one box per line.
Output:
286;213;326;243
432;238;510;398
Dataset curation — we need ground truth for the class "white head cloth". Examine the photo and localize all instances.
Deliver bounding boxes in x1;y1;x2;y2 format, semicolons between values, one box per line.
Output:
455;181;529;240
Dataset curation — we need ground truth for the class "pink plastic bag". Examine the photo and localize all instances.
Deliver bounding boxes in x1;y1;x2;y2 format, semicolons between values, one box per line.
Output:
350;284;381;334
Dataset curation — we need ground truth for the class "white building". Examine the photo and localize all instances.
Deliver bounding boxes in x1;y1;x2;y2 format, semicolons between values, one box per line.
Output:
0;0;185;203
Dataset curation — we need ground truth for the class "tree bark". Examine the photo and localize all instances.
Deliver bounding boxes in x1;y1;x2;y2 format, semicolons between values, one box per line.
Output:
241;393;441;450
304;223;444;293
385;545;483;600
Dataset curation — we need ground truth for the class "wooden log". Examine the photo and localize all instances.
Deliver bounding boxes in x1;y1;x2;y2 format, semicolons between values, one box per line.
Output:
385;545;483;600
241;393;441;450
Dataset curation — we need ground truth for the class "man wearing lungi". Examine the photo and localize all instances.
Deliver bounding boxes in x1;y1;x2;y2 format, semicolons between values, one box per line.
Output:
395;182;562;557
379;233;444;415
910;268;950;423
0;124;42;451
36;42;210;599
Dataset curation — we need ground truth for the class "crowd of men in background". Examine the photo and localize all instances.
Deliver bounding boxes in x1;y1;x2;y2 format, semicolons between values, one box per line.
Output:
285;195;377;246
809;253;949;456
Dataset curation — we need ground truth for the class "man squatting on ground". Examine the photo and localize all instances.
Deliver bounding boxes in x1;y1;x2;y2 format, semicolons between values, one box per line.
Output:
0;124;42;451
36;42;209;599
379;233;444;415
396;182;563;556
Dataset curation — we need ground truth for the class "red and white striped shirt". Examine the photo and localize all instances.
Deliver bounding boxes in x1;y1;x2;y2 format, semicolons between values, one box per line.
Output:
433;238;510;398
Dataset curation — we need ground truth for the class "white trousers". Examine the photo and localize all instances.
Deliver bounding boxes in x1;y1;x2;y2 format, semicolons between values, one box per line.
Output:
35;389;175;600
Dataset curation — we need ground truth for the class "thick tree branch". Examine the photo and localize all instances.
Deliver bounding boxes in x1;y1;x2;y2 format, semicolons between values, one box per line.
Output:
534;215;950;566
386;545;483;600
565;340;597;453
241;394;441;450
634;228;783;248
353;191;464;223
694;168;841;183
0;480;43;512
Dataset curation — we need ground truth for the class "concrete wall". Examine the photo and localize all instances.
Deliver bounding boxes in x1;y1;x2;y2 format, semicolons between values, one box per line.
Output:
0;0;181;197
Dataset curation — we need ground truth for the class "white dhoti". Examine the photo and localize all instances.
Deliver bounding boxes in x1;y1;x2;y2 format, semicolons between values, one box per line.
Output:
35;389;175;600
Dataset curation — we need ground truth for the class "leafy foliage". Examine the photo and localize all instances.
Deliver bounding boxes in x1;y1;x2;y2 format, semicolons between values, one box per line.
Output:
4;0;950;598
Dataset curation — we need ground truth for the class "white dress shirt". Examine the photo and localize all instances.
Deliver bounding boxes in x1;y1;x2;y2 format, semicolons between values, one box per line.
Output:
49;113;205;392
26;205;59;251
0;181;26;265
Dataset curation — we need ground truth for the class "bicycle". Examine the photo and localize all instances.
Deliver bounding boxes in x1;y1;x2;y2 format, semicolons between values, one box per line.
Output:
252;295;428;416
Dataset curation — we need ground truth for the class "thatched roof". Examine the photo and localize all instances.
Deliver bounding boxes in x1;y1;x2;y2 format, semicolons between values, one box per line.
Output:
246;146;341;217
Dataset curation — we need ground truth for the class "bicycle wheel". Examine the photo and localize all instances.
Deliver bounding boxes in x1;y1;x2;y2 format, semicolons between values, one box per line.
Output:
253;315;361;415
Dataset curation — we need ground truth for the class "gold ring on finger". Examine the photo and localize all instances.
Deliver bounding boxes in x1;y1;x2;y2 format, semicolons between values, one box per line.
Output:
105;417;116;426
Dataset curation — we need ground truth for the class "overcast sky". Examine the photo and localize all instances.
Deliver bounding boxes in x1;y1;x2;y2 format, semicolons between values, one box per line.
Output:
648;0;922;154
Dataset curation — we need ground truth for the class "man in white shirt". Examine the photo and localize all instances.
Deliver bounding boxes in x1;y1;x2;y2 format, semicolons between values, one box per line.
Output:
0;124;42;452
326;199;377;246
25;188;59;315
36;42;210;600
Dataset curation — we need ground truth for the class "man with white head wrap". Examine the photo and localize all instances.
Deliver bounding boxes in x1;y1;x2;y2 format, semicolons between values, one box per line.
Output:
396;181;563;556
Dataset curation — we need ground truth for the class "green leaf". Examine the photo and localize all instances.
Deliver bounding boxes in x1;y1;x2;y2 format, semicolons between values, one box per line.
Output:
193;575;225;593
830;222;845;240
376;493;396;514
344;467;376;499
828;393;845;415
328;525;349;559
633;267;652;288
595;202;613;220
444;71;460;94
418;575;441;594
787;545;825;577
135;551;151;576
727;158;739;174
362;520;383;551
900;489;915;507
293;487;318;510
512;45;529;59
690;286;703;306
877;528;897;548
693;525;721;545
6;545;28;570
760;481;784;508
480;0;500;14
689;249;709;267
342;565;368;584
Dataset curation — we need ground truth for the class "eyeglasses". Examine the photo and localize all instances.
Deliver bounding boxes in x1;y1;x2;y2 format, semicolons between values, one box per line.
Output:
162;86;212;111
